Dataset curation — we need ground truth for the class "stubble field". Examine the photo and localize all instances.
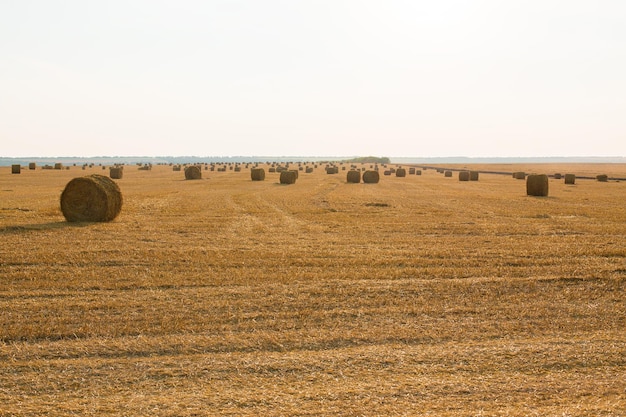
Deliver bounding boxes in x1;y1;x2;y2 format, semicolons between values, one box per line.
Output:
1;162;625;416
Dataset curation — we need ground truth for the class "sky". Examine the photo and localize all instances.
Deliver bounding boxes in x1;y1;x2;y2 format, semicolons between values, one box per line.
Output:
1;0;625;158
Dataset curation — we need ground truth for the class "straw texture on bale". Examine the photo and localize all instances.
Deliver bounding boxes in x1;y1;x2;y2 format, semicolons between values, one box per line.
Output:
290;169;299;179
396;168;407;177
526;174;549;197
458;171;470;181
470;171;479;181
363;170;380;184
109;167;123;179
11;165;21;174
554;173;562;179
184;165;202;180
444;171;452;177
564;174;575;185
279;170;297;184
596;174;608;182
60;174;122;222
346;170;361;183
251;168;265;181
54;163;63;170
29;163;36;170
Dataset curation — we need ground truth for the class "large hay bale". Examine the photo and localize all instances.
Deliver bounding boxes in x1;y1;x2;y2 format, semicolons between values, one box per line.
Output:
109;167;123;179
596;174;608;182
11;164;21;174
60;174;122;222
396;168;407;177
326;166;338;174
251;168;265;181
54;163;63;170
564;174;575;185
346;170;361;183
554;173;562;179
444;171;452;177
469;171;479;181
409;168;416;175
458;171;470;181
29;163;36;170
279;170;297;184
363;170;380;184
526;174;549;197
184;165;202;180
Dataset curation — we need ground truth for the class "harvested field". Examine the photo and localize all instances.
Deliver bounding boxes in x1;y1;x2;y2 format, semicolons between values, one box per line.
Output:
1;162;625;416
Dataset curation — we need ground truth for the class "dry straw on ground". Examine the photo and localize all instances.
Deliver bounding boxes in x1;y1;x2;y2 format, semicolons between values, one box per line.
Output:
526;174;549;196
60;174;123;222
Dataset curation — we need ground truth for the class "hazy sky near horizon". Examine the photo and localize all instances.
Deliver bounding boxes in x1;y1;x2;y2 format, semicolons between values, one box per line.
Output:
1;1;625;158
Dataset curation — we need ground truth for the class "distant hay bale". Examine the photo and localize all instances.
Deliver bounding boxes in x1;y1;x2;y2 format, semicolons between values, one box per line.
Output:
346;170;361;183
564;174;575;185
526;174;549;197
396;168;407;177
251;168;265;181
184;165;202;180
383;170;392;176
109;167;123;179
596;174;608;182
415;170;422;175
470;171;479;181
409;168;416;175
269;167;276;173
54;163;63;170
513;172;526;179
458;171;470;181
279;170;297;184
363;170;380;184
444;171;452;177
305;167;314;173
290;169;299;179
173;165;182;171
60;174;122;222
554;173;562;179
29;163;36;170
326;166;338;174
11;164;21;174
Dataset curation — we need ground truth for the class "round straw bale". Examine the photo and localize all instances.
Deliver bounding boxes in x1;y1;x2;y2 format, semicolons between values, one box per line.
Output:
415;170;422;175
11;164;21;174
109;167;123;179
409;168;416;175
305;167;314;173
290;169;299;179
269;167;276;173
396;168;407;177
184;165;202;180
564;173;575;184
469;171;479;181
347;170;361;183
251;168;265;181
363;170;380;184
54;163;63;170
554;173;562;179
279;170;297;184
29;162;36;170
383;170;392;176
596;174;608;182
444;171;452;177
60;174;122;222
458;171;470;181
513;171;526;179
526;174;549;196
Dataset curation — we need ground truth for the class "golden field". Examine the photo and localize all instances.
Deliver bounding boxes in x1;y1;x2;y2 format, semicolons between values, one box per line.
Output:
1;162;625;416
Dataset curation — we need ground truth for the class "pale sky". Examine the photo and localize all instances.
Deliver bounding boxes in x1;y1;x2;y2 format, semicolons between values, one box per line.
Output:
1;0;625;158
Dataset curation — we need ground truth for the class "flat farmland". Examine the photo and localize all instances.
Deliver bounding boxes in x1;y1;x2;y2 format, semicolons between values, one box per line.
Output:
1;163;625;416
